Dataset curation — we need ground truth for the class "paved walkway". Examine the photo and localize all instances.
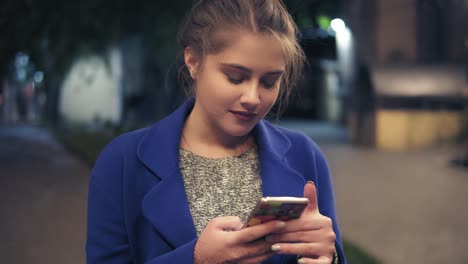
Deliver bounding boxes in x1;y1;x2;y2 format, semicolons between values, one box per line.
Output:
322;144;468;264
0;125;89;264
1;124;467;264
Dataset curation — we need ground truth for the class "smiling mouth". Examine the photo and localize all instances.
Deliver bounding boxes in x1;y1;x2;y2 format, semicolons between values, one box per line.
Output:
230;110;258;120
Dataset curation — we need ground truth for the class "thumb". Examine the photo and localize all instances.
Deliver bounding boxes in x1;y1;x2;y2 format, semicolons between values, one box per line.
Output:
211;216;243;231
304;181;319;214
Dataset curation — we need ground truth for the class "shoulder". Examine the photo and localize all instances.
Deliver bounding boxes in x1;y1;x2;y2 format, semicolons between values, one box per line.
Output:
90;126;151;182
258;120;329;176
261;120;323;155
96;97;193;161
97;126;151;161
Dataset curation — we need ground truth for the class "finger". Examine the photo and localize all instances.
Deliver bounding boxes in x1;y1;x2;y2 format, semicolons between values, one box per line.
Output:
271;214;331;234
268;217;335;240
212;216;243;231
240;254;275;264
297;256;332;264
237;240;276;263
269;242;334;259
226;239;274;263
235;221;286;243
270;230;336;245
239;252;276;264
304;181;319;213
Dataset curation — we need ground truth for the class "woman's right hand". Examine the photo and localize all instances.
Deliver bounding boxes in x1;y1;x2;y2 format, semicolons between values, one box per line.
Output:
194;216;286;264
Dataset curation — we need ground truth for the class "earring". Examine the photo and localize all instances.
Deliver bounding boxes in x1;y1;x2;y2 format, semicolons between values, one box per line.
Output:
190;71;197;79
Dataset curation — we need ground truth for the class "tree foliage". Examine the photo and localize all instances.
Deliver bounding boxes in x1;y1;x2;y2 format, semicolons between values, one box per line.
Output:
1;0;339;73
1;0;195;75
0;0;339;124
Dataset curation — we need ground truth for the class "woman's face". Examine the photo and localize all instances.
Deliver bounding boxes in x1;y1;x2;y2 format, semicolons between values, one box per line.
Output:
185;30;286;138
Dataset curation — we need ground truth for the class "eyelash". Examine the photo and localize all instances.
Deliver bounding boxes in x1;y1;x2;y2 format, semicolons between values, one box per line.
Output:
227;76;243;85
226;76;276;88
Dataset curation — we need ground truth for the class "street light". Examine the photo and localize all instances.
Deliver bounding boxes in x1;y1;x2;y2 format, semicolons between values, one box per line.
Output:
331;18;346;33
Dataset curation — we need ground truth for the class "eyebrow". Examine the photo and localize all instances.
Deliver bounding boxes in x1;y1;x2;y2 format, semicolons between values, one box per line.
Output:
221;63;284;75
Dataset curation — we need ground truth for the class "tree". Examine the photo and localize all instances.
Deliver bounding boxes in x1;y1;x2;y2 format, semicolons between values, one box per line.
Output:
0;0;340;125
1;0;194;124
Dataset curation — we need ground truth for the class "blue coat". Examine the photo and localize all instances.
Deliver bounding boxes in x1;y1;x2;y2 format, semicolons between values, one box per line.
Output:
86;98;346;263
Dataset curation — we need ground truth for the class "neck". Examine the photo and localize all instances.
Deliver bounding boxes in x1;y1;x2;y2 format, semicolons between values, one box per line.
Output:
181;107;253;158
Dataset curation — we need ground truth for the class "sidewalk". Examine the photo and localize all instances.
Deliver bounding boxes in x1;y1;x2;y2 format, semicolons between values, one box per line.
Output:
280;121;468;264
323;144;468;264
0;125;89;264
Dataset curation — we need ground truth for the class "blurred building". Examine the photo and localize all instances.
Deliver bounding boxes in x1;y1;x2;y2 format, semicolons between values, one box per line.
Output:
344;0;468;150
59;48;124;126
58;37;182;128
0;53;45;125
284;23;354;125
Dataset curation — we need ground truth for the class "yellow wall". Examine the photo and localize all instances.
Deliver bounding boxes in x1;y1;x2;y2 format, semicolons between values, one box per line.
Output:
376;110;463;150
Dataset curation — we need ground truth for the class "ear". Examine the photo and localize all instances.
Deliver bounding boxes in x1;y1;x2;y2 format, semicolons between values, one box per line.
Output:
184;47;200;79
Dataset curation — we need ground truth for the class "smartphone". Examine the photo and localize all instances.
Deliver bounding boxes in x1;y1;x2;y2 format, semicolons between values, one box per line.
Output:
243;196;309;228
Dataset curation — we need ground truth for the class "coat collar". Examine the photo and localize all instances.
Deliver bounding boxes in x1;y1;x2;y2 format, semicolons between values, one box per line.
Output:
138;98;306;248
137;98;193;180
136;97;294;178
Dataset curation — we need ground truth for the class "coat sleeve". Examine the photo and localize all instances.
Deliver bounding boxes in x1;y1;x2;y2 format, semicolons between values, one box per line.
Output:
312;143;347;264
86;138;198;264
143;240;197;264
86;138;133;263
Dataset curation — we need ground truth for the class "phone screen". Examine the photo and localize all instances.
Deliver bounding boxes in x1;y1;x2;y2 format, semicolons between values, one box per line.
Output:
244;197;308;227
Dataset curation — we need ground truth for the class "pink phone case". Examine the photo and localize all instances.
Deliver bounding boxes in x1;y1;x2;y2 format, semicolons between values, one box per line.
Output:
244;197;308;227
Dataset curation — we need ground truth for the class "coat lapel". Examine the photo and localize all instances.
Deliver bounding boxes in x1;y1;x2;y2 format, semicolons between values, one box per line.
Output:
138;98;197;248
255;121;307;197
141;168;197;247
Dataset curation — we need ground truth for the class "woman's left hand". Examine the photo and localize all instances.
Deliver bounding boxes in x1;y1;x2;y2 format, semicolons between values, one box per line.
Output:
265;182;336;264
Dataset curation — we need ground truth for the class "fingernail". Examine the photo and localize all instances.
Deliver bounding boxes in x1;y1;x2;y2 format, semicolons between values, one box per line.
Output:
297;258;306;264
271;244;281;252
307;180;315;186
276;221;286;229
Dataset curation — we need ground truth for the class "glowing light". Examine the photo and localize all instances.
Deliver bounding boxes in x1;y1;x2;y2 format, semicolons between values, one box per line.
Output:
34;71;44;83
15;52;29;68
317;15;331;30
16;69;27;81
331;18;346;32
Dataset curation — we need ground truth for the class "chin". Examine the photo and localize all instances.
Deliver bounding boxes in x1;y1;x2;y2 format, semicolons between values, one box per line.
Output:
227;126;255;137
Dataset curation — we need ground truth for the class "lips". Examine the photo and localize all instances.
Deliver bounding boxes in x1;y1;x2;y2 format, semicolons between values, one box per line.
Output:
230;110;258;121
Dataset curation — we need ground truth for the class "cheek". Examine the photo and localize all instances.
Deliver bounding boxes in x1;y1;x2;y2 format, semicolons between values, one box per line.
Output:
262;89;280;108
198;72;232;98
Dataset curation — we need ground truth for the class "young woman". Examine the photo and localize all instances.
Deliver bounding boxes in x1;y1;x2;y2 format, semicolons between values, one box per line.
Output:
86;0;346;263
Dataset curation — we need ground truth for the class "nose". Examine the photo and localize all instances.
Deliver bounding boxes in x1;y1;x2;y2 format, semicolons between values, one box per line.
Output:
240;81;260;109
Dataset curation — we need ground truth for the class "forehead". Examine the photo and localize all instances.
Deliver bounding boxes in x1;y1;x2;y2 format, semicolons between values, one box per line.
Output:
206;30;286;73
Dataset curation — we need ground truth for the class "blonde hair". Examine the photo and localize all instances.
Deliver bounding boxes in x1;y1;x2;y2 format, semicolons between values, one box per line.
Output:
177;0;305;113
